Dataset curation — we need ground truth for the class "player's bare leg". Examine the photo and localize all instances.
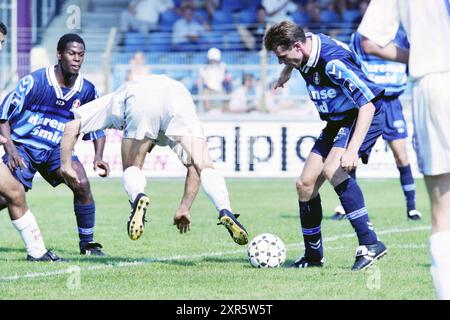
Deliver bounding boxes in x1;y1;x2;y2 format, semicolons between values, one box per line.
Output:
389;139;421;220
290;152;327;268
0;163;61;261
296;152;325;202
177;136;248;245
52;161;104;255
427;173;450;299
121;138;154;240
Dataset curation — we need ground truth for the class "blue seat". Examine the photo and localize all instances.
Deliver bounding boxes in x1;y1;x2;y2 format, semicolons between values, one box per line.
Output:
223;32;244;51
221;0;246;12
342;9;360;23
123;32;150;52
148;32;172;52
320;10;341;23
211;10;235;31
194;9;209;23
159;10;180;31
291;11;311;24
247;0;262;10
199;31;225;51
238;10;258;25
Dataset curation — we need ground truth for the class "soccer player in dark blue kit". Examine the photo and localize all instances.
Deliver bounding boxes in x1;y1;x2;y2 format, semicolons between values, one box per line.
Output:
330;27;422;221
0;34;109;257
264;21;387;271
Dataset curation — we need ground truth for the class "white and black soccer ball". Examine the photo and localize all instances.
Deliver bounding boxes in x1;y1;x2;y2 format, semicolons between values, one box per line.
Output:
247;233;287;268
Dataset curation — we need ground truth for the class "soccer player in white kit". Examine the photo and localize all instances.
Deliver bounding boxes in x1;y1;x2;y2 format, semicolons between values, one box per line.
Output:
357;0;450;299
60;75;249;246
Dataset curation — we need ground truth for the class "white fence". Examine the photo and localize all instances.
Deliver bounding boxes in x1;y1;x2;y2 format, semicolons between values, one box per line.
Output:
74;120;420;179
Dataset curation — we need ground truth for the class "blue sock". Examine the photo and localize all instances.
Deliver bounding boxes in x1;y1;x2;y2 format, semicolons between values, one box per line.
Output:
334;178;378;245
299;194;323;261
398;165;416;211
74;202;95;245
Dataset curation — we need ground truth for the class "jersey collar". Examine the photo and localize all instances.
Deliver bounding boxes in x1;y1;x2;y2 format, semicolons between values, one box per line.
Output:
300;33;321;72
45;65;84;100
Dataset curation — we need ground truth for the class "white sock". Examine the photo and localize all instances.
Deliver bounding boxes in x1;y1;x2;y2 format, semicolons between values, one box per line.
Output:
430;231;450;300
200;167;232;212
123;166;147;203
12;210;47;258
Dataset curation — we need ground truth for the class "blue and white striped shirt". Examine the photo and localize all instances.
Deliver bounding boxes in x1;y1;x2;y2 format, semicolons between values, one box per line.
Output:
0;66;105;150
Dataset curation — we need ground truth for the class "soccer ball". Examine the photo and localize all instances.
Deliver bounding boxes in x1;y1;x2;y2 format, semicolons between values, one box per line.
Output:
247;233;287;268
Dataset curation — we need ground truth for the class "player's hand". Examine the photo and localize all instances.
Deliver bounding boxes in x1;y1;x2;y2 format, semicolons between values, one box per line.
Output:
93;158;110;178
61;165;80;186
173;209;191;234
5;144;27;171
340;150;359;172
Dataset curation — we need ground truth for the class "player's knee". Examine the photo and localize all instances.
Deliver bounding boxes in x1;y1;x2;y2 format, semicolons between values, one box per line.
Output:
72;177;92;199
296;176;315;195
322;163;337;181
394;153;409;167
3;183;26;206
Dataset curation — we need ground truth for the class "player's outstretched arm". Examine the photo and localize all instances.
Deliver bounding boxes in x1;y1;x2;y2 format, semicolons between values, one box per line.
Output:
361;36;409;64
60;119;82;185
173;165;201;234
341;102;375;173
0;134;6;144
274;65;294;89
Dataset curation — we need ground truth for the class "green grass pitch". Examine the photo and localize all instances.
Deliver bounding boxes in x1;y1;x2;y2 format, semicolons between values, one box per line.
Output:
0;178;434;299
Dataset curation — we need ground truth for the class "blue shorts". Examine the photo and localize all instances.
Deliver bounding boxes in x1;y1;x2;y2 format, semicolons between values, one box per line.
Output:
381;96;408;141
311;100;384;164
2;143;79;190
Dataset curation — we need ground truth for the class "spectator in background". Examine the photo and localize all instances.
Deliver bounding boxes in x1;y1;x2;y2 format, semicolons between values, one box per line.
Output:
262;0;298;24
227;73;258;113
336;0;360;14
179;0;220;21
307;2;328;34
127;51;151;82
172;3;209;51
237;6;268;51
197;47;232;112
120;0;174;34
353;0;369;24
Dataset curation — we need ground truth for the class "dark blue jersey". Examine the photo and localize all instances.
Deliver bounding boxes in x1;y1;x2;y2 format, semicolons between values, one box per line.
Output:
0;66;105;150
297;33;384;122
350;27;409;98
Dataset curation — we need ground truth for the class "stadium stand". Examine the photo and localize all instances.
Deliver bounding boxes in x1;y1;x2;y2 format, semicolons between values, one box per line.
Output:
11;0;409;117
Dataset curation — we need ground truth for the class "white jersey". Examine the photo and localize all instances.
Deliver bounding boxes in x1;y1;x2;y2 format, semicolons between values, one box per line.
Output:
357;0;450;79
73;74;204;141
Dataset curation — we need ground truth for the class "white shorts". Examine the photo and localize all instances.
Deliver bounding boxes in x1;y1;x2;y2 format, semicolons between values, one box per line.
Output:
73;75;205;142
412;72;450;175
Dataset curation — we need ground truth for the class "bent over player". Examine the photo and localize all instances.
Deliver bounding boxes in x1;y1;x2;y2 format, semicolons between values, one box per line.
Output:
60;74;249;246
264;21;387;271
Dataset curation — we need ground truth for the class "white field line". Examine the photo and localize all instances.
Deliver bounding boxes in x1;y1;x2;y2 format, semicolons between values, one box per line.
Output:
0;225;430;282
